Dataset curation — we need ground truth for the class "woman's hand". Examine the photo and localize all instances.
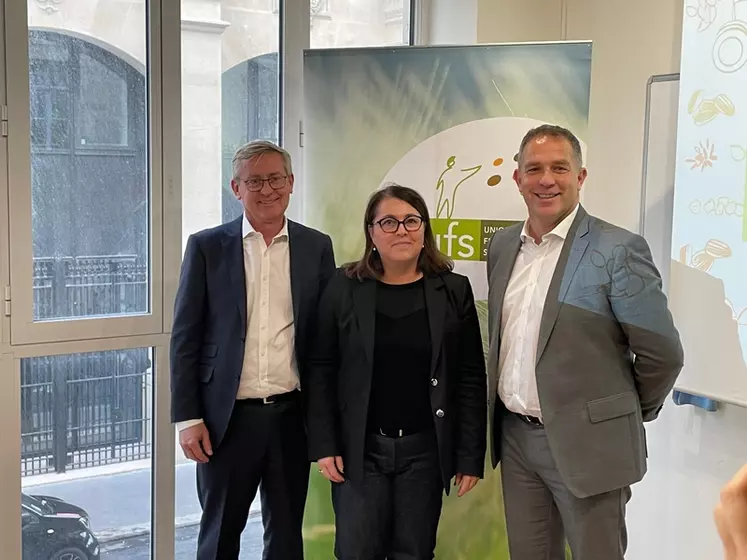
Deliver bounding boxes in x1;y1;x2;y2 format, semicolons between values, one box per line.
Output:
318;456;345;483
454;473;479;497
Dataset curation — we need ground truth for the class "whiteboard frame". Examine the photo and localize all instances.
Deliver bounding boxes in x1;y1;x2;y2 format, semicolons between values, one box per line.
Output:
640;73;679;240
640;72;747;408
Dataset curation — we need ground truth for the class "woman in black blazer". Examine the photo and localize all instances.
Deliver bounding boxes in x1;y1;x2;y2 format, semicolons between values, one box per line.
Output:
306;184;487;559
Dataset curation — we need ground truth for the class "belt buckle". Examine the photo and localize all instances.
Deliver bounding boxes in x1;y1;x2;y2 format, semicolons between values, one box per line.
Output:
262;396;276;405
379;428;404;438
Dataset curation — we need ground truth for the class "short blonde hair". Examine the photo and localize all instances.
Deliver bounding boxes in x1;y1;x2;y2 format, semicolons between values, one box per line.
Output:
232;140;293;180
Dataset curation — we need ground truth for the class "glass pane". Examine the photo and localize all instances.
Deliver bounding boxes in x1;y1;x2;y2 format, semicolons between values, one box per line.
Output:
178;0;280;555
77;52;130;147
310;0;411;49
181;0;279;244
27;4;149;322
174;452;263;558
21;348;153;559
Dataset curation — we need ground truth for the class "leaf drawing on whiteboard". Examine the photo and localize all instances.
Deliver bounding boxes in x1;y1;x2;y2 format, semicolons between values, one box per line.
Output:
686;139;718;170
686;0;719;31
689;197;744;216
688;91;736;125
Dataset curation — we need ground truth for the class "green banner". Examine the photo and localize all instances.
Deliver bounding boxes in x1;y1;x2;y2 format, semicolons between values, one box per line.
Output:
302;42;592;558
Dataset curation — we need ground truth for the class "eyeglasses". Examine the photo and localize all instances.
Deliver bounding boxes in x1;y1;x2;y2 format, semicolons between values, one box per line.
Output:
240;175;288;192
372;215;424;233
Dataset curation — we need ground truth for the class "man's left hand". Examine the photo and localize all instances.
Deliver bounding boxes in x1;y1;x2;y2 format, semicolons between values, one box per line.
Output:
454;473;479;497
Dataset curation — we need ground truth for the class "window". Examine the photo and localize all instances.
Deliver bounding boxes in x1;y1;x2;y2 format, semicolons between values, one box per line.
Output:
29;34;71;150
182;1;280;239
77;51;130;148
179;2;282;553
27;31;148;323
220;53;279;223
310;0;412;49
20;347;153;560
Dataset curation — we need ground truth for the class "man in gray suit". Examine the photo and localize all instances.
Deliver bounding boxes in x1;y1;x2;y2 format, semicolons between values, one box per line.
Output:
486;124;684;559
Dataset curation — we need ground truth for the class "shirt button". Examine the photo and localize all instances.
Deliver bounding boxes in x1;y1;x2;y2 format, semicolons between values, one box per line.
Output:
435;409;445;418
431;378;438;387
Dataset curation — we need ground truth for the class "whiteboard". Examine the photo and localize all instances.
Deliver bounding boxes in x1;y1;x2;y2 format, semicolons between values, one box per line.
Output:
641;73;747;407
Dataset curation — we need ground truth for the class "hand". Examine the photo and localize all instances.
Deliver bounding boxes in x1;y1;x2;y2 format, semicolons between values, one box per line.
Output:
318;456;345;483
454;473;479;497
715;463;747;560
179;423;213;463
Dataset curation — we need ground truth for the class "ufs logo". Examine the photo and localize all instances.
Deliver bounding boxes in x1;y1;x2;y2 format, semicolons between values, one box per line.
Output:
432;218;516;261
430;152;519;261
431;219;481;261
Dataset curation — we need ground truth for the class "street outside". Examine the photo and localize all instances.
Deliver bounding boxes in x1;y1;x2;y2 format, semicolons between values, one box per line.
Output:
100;519;264;559
23;463;264;559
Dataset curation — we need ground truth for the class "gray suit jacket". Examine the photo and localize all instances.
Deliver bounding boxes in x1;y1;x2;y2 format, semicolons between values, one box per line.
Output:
486;205;684;498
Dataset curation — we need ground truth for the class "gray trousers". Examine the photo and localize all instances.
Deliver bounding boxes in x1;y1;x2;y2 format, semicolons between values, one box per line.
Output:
501;412;631;560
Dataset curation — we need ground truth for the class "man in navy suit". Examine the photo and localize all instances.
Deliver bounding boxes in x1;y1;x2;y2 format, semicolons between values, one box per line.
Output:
170;140;335;560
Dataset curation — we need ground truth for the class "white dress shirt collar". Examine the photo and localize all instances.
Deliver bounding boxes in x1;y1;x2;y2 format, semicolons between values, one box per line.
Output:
242;213;289;241
520;203;579;244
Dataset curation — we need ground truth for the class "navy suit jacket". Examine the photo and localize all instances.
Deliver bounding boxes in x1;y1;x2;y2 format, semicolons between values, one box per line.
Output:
169;216;335;449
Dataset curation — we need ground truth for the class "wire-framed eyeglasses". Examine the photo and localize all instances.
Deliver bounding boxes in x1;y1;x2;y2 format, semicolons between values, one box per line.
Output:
372;215;424;233
241;175;288;192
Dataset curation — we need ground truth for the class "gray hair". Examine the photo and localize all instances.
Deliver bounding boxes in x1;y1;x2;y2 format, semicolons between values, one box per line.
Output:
518;124;583;169
231;140;293;180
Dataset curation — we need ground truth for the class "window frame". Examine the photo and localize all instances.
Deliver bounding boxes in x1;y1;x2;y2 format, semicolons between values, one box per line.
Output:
5;0;165;346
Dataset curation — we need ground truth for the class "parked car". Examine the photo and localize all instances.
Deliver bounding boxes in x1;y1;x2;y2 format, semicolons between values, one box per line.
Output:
22;492;100;560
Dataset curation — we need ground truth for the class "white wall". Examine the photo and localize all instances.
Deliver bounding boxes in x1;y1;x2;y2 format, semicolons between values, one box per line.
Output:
563;0;684;232
477;0;563;44
423;0;477;44
469;0;747;558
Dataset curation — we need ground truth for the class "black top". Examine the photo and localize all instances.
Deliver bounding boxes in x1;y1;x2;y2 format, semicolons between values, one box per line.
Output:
306;270;488;489
367;278;434;436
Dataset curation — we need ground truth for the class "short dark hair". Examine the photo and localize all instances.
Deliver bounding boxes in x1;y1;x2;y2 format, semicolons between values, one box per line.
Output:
343;183;453;280
518;124;583;169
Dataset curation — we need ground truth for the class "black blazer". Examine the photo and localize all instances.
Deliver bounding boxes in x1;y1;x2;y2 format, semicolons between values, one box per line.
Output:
169;216;335;449
306;269;487;492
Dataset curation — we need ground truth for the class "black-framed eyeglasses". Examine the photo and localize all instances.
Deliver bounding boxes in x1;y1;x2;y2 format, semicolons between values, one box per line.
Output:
240;175;288;192
371;215;424;233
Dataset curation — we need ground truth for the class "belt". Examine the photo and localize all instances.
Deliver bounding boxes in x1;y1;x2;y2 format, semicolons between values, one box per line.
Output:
514;412;543;427
236;390;300;406
370;427;427;438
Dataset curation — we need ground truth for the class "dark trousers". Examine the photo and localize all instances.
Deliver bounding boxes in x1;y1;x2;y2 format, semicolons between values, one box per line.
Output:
195;396;309;560
331;430;443;560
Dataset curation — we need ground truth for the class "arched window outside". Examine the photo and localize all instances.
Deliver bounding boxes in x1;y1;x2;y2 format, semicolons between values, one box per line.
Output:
220;52;279;224
29;30;147;264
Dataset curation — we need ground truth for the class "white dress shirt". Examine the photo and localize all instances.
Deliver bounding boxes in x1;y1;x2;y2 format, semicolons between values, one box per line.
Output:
177;215;298;431
497;204;579;421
